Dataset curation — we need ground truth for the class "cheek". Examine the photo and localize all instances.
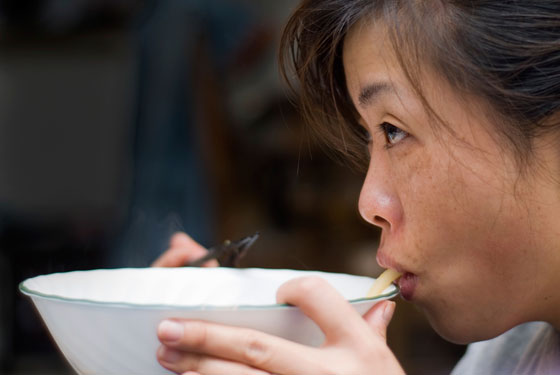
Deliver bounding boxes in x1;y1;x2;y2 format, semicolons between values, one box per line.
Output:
394;146;538;305
396;147;522;266
391;150;456;263
395;152;538;342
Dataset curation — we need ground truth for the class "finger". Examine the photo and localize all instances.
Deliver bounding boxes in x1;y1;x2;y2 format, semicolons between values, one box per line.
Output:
157;320;325;374
276;276;369;343
157;346;269;375
152;247;219;268
362;300;396;341
169;232;195;248
151;233;217;267
168;233;219;267
152;232;205;267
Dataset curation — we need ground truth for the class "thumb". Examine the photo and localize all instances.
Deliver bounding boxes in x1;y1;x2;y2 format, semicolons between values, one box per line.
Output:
362;300;396;341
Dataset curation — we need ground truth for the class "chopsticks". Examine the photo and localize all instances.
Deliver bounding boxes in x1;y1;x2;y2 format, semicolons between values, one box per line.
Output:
186;232;260;267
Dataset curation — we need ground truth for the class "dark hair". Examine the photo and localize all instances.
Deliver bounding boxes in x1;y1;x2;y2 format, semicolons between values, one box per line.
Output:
279;1;560;169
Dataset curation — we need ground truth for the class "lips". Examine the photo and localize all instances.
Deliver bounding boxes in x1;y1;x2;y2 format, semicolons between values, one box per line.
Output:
398;272;418;301
376;251;418;300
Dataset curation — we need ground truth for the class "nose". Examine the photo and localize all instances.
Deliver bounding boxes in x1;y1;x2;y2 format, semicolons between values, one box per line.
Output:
358;158;403;233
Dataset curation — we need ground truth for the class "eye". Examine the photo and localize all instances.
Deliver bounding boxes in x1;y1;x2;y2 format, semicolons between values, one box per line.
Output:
380;122;408;147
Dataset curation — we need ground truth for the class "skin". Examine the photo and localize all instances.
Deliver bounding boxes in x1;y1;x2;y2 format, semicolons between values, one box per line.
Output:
153;233;403;374
344;21;560;343
152;20;560;374
152;232;219;268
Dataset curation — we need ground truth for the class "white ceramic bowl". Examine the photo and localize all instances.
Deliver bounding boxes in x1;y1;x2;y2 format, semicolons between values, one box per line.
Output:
20;267;398;375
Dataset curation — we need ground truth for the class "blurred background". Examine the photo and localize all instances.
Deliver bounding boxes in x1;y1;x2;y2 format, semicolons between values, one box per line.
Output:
0;0;465;374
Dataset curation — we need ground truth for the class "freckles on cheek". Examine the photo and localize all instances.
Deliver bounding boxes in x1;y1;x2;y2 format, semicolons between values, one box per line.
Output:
394;156;446;262
398;152;446;223
398;155;474;266
474;226;530;278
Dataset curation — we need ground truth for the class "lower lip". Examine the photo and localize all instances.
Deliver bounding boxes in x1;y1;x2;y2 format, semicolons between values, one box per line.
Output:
398;272;418;301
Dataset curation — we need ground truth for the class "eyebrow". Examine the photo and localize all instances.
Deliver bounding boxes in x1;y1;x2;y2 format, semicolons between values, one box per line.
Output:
358;81;394;107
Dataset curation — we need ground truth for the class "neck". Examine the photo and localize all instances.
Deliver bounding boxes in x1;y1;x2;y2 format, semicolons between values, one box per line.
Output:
534;227;560;331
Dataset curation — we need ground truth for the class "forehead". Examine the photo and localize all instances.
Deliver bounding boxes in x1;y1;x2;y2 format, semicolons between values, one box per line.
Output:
343;21;396;88
342;20;503;151
342;20;418;113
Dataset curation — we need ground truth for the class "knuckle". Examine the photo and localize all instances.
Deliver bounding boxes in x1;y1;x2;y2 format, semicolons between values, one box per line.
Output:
242;331;271;367
297;276;327;294
183;353;203;371
184;322;208;349
170;232;189;246
279;276;327;304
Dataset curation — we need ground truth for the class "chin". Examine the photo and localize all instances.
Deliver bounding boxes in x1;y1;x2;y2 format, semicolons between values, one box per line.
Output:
422;306;514;345
430;320;483;345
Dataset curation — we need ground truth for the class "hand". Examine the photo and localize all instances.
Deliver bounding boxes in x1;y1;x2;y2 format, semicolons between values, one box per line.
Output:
156;276;405;374
151;232;219;268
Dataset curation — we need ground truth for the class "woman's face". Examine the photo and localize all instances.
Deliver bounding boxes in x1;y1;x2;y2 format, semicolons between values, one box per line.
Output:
343;21;560;344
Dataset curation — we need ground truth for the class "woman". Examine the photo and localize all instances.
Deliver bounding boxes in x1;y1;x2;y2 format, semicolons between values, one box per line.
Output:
152;1;560;373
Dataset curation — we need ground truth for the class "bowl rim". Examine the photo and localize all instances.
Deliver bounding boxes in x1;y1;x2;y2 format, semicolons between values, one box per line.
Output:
18;268;400;311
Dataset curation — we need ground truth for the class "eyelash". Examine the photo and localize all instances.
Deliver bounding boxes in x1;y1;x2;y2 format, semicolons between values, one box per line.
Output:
361;122;409;149
380;122;408;148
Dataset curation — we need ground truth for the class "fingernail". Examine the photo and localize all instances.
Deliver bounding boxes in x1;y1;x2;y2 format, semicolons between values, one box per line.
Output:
382;301;396;324
158;320;184;343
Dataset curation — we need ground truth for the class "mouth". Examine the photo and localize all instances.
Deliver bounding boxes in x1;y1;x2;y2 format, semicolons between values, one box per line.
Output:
397;272;418;301
376;251;418;301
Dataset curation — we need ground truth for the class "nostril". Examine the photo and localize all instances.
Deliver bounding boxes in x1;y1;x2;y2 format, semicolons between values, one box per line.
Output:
374;215;385;223
373;215;390;229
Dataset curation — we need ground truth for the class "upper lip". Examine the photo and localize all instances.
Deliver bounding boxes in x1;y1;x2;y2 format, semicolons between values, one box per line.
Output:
376;248;408;275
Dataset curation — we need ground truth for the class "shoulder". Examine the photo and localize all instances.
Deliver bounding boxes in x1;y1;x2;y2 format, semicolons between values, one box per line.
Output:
451;322;560;375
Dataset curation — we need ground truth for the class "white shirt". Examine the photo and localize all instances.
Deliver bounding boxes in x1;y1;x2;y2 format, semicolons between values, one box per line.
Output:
452;322;560;375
